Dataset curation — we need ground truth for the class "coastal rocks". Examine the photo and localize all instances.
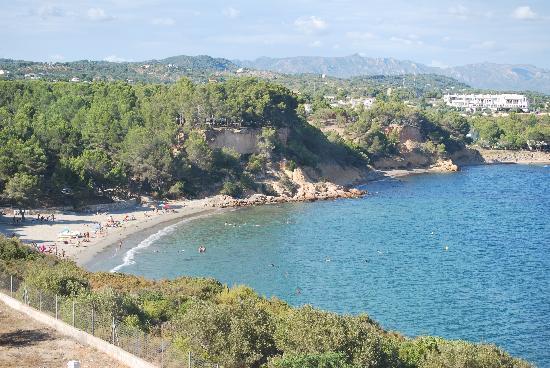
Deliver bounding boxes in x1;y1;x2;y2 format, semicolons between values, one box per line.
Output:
203;181;366;209
474;149;550;165
430;159;460;173
452;148;550;166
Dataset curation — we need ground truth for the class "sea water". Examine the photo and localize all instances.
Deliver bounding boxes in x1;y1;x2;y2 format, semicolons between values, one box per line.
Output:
88;165;550;366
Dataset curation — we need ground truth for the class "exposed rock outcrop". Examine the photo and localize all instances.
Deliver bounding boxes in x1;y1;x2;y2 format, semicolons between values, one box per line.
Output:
202;166;366;209
429;159;460;173
205;127;289;154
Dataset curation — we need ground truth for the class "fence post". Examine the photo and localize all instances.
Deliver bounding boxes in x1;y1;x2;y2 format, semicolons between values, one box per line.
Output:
39;292;42;311
72;300;75;326
188;351;192;368
10;275;13;296
24;287;28;304
111;316;115;345
91;306;95;336
143;331;146;358
55;295;58;319
160;324;164;368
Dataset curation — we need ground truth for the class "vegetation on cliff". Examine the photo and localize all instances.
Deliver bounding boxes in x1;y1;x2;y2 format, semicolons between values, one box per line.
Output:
0;78;360;208
0;236;531;368
309;99;549;166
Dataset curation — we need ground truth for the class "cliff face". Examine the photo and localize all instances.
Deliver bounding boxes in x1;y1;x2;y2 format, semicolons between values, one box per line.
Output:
205;126;371;187
372;125;434;170
205;127;289;154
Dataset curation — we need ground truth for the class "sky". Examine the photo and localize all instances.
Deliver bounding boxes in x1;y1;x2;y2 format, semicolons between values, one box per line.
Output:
1;0;549;68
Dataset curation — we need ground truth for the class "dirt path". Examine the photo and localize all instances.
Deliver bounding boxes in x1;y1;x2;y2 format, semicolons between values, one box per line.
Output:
0;301;127;368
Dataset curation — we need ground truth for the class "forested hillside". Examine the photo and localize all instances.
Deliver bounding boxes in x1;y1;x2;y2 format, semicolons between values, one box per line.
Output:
1;77;548;209
0;78;361;208
309;100;550;161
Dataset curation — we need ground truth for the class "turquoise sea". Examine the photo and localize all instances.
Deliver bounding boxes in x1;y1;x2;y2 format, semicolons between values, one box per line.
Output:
88;164;550;366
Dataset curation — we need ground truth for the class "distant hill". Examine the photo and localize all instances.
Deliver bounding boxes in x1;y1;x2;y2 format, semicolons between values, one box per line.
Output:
235;54;550;94
2;54;550;94
441;63;550;94
156;54;238;72
236;54;435;77
0;55;238;83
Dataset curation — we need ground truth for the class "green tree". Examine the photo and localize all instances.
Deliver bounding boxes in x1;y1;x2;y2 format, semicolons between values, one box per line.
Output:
184;131;214;171
2;173;41;217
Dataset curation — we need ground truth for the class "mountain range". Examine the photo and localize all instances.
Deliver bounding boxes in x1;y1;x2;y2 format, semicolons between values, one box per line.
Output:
234;54;550;94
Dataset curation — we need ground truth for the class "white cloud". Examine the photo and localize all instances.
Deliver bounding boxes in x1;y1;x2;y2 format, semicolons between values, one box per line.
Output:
471;40;496;50
346;31;375;40
390;35;423;46
449;5;469;20
294;16;327;34
104;55;126;63
151;17;175;26
309;40;322;48
37;5;65;19
512;6;537;20
87;8;115;21
223;7;240;19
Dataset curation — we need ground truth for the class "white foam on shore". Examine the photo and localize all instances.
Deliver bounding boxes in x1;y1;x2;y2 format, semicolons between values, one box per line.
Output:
109;212;215;273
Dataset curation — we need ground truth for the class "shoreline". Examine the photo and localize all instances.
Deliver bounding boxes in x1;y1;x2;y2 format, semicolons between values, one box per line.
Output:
0;198;227;268
75;207;224;267
1;152;548;269
380;149;549;180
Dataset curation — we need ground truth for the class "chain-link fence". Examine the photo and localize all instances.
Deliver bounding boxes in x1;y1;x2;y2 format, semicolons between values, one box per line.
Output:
0;272;220;368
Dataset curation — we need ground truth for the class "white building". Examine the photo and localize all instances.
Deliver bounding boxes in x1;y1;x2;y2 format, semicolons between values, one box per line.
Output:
443;94;529;112
329;97;376;110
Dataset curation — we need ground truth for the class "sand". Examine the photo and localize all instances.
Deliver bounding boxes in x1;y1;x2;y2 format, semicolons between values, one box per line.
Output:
0;198;224;267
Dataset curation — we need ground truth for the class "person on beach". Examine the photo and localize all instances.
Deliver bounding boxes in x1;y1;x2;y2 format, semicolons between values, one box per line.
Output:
118;240;123;250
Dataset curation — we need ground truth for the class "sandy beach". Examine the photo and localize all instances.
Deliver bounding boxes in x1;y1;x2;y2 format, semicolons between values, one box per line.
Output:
0;198;224;267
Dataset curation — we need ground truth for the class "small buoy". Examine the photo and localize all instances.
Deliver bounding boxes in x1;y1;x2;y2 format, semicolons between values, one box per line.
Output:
444;245;449;251
431;231;434;235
